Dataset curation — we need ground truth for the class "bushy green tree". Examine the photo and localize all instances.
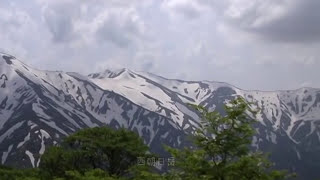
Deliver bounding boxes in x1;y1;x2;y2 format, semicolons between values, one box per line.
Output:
40;127;150;179
166;97;292;180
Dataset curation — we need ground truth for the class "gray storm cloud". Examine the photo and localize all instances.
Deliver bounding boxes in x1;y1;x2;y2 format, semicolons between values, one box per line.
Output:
220;0;320;42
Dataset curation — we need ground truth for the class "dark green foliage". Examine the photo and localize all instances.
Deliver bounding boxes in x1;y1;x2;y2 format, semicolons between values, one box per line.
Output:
39;127;150;179
39;146;79;178
166;97;292;180
62;169;122;180
128;165;165;180
0;165;40;180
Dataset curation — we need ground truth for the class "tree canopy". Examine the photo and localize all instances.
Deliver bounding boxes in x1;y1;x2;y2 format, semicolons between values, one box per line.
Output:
39;127;150;179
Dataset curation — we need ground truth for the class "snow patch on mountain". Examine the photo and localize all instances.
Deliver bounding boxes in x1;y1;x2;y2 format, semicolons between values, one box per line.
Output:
1;144;13;164
17;133;31;148
0;122;24;143
25;150;35;168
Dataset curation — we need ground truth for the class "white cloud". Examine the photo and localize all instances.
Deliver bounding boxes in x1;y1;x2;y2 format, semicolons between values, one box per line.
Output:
0;4;43;58
225;0;291;26
161;0;209;19
95;8;146;48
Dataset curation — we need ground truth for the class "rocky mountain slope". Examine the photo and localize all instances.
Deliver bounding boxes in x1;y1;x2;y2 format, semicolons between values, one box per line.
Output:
1;53;320;179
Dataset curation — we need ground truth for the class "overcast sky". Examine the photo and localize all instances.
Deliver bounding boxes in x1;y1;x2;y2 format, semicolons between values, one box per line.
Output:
1;0;320;90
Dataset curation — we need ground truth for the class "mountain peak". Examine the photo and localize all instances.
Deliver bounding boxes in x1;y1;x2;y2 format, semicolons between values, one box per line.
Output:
0;52;37;76
88;68;135;79
0;52;17;65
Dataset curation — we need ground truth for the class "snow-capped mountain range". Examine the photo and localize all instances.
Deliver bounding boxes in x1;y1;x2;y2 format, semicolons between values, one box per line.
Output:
0;53;319;179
